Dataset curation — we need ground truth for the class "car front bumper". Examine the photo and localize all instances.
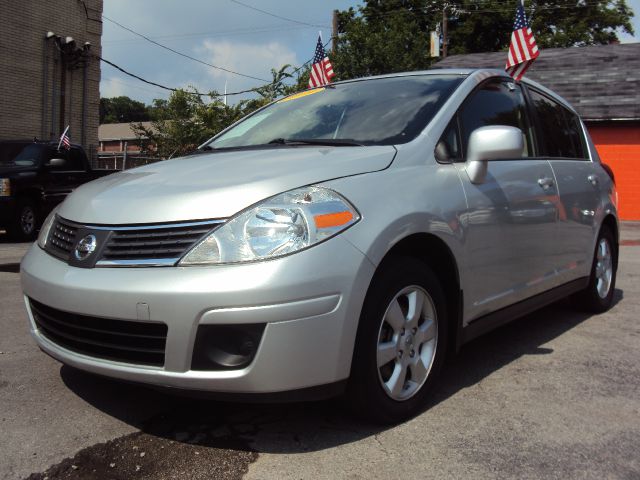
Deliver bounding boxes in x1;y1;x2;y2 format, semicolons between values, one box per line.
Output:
20;237;375;395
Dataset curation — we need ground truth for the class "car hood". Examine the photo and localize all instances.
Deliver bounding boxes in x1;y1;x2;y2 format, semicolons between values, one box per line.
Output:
59;146;396;224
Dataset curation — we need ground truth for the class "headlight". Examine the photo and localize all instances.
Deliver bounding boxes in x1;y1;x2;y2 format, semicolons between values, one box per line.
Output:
37;206;60;249
179;186;360;265
0;178;10;197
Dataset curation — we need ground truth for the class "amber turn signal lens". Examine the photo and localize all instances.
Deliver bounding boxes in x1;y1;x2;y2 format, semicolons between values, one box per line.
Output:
314;211;354;229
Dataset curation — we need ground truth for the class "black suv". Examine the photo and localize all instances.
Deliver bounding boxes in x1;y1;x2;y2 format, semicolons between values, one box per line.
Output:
0;140;113;240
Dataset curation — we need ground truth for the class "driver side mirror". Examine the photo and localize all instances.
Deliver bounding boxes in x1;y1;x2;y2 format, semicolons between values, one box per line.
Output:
465;126;524;184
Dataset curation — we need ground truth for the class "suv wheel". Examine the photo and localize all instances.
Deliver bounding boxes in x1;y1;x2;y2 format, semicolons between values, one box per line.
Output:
348;257;448;424
572;226;617;313
8;199;38;241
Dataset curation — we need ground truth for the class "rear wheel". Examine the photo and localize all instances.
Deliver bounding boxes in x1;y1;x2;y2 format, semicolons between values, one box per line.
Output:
347;257;448;424
8;199;38;241
572;226;617;313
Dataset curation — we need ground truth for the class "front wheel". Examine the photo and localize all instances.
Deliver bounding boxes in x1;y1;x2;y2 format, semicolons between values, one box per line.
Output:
7;199;39;241
347;257;448;424
572;226;617;313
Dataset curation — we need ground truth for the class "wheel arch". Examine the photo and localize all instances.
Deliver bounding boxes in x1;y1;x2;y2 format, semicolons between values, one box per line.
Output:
372;232;463;357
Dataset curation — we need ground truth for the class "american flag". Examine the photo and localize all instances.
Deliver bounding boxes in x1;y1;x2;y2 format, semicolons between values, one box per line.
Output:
505;1;539;81
57;125;71;150
308;36;335;88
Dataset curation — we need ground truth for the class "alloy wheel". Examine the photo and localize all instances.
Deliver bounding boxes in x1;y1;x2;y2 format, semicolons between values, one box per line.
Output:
376;285;438;401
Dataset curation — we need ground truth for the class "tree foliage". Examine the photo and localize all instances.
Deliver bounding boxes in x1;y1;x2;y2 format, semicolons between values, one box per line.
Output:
99;96;151;124
333;0;635;78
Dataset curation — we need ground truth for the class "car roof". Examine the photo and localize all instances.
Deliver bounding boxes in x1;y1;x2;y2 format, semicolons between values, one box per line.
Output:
330;68;578;115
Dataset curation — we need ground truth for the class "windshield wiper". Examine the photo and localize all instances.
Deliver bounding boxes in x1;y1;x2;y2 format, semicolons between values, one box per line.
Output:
267;138;363;147
190;145;214;155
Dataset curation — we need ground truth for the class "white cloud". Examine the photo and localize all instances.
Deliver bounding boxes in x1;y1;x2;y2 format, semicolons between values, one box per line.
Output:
199;39;298;83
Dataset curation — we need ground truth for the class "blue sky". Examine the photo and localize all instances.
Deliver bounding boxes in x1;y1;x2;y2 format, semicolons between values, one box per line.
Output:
100;0;639;105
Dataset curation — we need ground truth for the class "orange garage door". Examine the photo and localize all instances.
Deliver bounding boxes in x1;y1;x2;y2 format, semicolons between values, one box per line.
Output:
588;124;640;221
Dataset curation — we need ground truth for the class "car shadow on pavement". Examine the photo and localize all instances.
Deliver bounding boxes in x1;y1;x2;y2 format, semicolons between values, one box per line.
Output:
60;289;623;455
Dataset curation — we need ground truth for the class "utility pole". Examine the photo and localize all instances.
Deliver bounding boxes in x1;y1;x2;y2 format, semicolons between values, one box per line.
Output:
442;4;448;59
332;10;339;54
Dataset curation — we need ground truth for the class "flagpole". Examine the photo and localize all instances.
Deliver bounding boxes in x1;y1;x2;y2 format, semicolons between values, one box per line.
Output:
57;125;69;151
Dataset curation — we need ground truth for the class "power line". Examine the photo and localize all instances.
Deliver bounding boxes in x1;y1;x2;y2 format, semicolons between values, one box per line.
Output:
97;40;330;100
228;0;330;29
102;14;270;82
102;76;167;96
103;24;312;45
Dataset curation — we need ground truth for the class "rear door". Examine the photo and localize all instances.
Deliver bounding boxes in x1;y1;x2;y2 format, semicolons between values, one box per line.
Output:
447;78;562;321
527;88;601;282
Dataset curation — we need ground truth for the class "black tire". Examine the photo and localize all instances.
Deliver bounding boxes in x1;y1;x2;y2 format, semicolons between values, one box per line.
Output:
347;256;448;424
7;199;39;242
572;226;617;313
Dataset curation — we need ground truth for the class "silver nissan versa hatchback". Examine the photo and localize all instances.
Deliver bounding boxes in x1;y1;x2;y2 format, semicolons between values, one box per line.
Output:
21;69;619;423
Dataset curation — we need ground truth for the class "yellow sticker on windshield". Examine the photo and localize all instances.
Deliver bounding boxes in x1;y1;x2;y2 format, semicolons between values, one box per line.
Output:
278;88;325;103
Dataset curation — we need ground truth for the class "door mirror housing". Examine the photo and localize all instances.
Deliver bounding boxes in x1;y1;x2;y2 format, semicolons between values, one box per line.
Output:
465;126;524;184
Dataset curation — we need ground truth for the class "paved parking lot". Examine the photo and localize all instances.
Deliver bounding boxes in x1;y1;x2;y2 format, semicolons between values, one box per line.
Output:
1;227;639;480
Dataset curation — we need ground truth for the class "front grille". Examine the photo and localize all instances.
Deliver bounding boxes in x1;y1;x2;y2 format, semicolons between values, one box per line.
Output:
44;216;223;267
30;298;168;366
47;217;78;260
101;223;216;261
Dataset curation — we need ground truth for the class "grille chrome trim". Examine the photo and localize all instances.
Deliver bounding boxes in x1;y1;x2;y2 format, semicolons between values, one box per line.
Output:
96;258;182;267
82;219;226;231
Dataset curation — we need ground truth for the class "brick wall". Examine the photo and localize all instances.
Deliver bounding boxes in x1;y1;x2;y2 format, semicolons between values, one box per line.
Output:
0;0;102;150
588;123;640;221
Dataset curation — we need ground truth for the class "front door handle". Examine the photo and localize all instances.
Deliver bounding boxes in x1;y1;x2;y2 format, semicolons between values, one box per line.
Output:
538;177;554;189
588;174;599;186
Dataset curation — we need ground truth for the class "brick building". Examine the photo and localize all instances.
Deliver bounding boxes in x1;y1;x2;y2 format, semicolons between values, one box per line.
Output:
97;122;159;170
0;0;103;152
435;43;640;221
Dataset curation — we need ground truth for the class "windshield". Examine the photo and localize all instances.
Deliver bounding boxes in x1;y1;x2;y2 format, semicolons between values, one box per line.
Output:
0;144;42;167
207;75;463;149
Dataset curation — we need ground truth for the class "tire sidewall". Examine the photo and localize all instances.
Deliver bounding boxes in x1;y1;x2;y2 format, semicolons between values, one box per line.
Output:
588;227;617;311
9;200;38;241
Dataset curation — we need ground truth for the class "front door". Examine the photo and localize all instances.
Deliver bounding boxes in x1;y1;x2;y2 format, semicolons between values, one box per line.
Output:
447;79;562;322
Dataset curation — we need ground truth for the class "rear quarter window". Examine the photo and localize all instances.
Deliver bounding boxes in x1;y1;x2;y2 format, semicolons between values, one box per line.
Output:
529;89;588;160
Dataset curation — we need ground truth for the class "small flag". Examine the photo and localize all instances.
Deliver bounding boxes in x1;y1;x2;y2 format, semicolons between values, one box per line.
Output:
505;1;539;81
57;125;71;150
308;35;335;88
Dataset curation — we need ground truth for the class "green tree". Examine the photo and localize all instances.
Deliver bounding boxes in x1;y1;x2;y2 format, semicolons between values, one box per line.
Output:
333;0;635;78
133;89;246;159
99;96;151;124
133;65;305;159
449;0;635;54
334;1;440;79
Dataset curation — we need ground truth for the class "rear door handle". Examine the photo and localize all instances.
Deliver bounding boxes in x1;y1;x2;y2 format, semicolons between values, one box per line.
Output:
588;174;599;186
538;177;554;189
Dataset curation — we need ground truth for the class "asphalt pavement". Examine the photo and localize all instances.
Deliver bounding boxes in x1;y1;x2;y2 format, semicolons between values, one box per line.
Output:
0;226;639;480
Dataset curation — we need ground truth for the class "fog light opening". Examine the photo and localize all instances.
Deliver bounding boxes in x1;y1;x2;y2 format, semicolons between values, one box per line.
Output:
191;324;265;371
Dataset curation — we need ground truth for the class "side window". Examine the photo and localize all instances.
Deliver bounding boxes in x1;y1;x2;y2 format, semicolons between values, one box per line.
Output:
565;112;588;160
529;90;587;159
459;79;533;158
